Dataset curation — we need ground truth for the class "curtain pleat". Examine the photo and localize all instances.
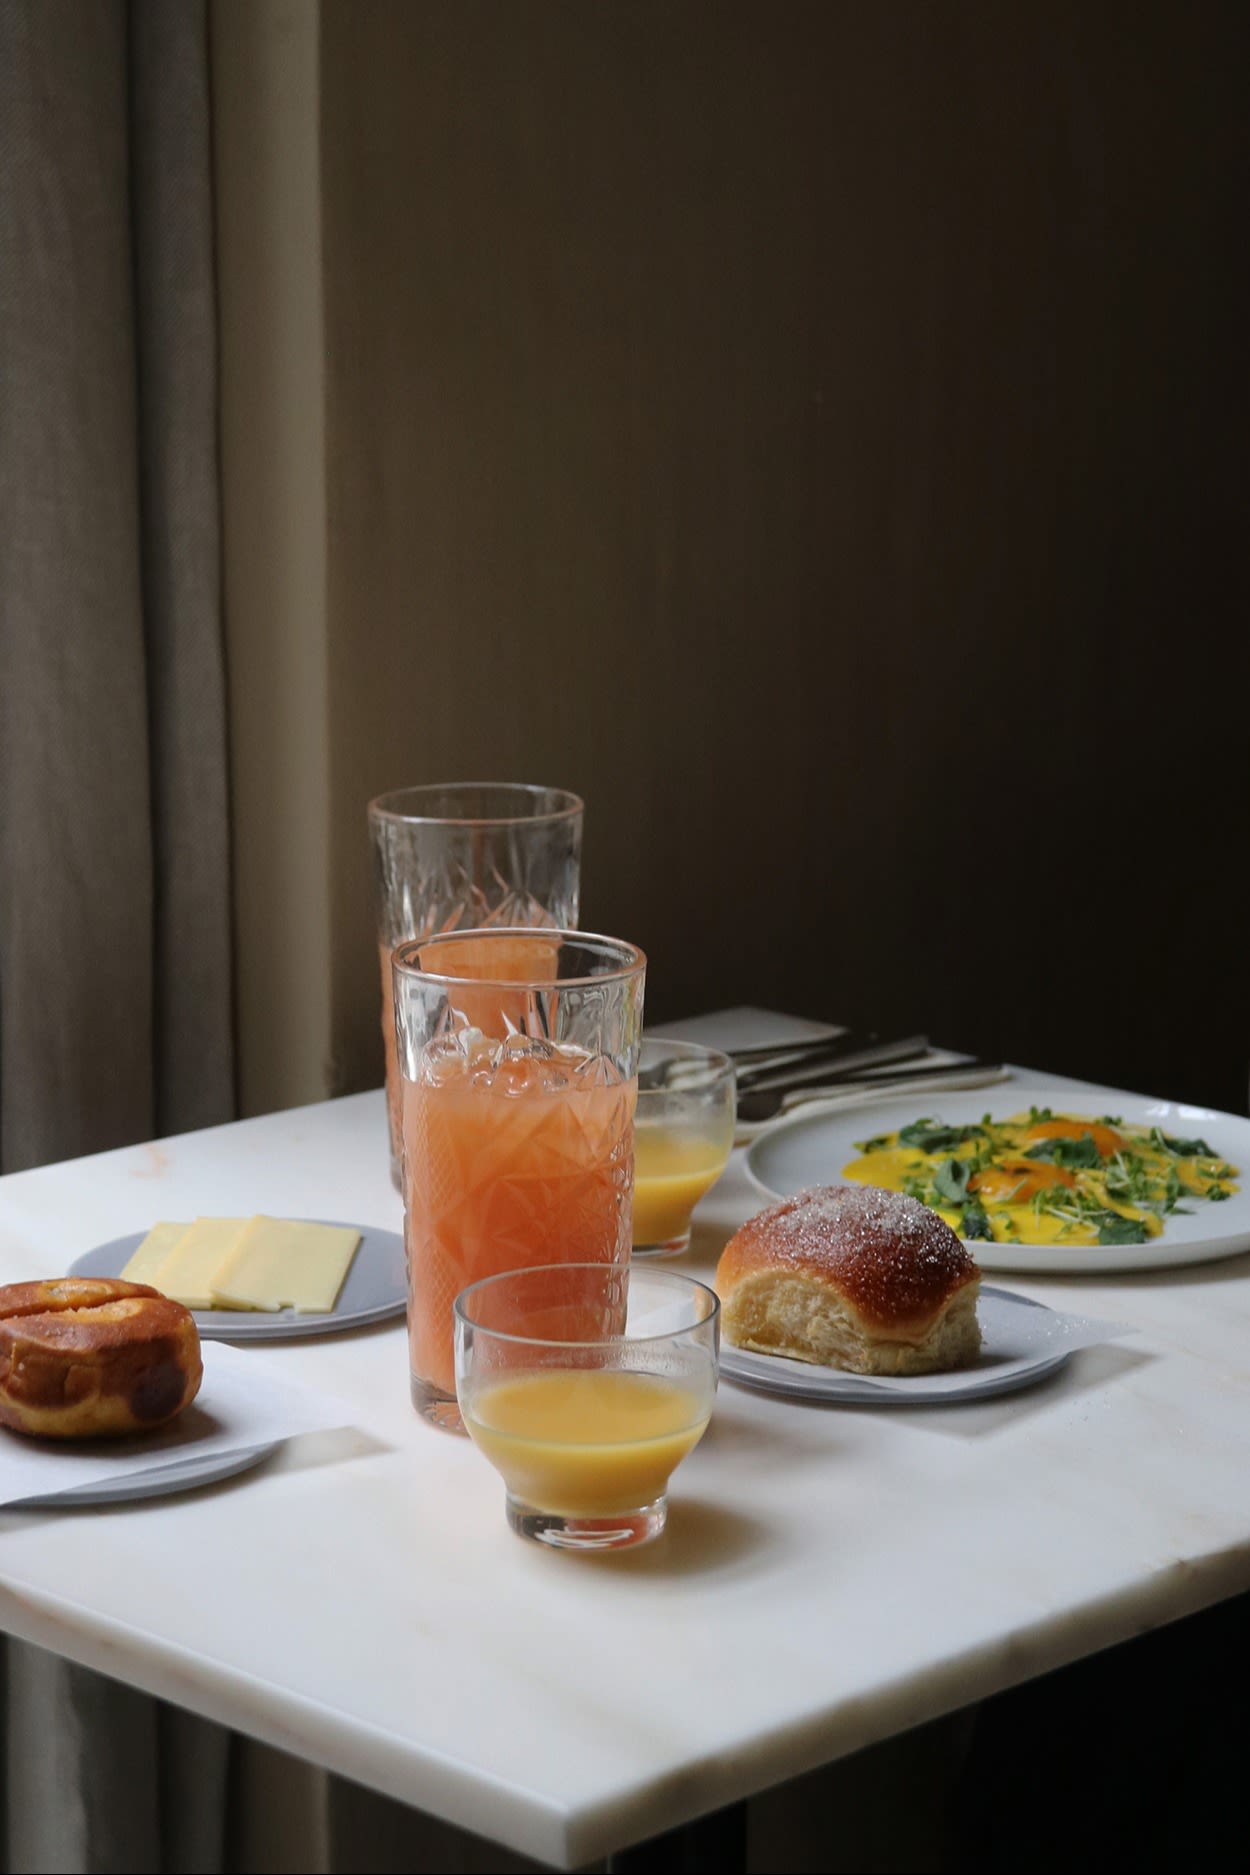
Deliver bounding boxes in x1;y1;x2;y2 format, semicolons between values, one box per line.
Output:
0;0;154;1175
0;3;235;1871
129;0;234;1139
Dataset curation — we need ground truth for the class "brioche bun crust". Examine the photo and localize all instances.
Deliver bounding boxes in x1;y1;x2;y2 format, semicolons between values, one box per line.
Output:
717;1184;982;1375
0;1278;203;1439
719;1185;979;1330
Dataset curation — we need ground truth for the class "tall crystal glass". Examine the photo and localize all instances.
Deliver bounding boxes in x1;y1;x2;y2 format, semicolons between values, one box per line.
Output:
392;928;645;1431
369;783;583;1186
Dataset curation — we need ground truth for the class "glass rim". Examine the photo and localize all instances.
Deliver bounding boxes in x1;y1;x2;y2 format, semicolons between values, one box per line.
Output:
367;782;584;830
640;1036;734;1075
453;1262;720;1347
392;927;645;992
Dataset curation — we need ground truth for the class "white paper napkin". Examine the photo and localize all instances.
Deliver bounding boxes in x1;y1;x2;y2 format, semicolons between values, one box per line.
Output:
821;1290;1135;1397
0;1341;356;1508
978;1291;1132;1362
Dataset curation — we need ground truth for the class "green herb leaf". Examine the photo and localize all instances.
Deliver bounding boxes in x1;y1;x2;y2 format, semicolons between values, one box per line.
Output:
1150;1127;1215;1159
898;1119;986;1153
959;1199;994;1241
933;1157;973;1204
1096;1212;1151;1245
1207;1185;1231;1202
1024;1134;1103;1169
854;1134;893;1154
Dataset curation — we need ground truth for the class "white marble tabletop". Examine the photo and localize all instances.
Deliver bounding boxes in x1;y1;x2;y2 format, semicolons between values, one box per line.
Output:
1;1019;1249;1869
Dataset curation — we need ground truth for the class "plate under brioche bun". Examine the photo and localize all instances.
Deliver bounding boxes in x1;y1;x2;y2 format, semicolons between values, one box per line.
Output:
0;1278;203;1439
716;1184;982;1376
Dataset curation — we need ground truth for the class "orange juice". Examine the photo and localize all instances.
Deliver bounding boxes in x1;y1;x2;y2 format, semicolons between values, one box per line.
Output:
462;1369;710;1515
632;1126;731;1245
403;1045;635;1398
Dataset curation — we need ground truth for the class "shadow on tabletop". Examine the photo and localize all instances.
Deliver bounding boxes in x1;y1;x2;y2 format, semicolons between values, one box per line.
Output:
0;1425;389;1527
257;1424;391;1475
716;1341;1155;1444
532;1496;775;1584
1015;1244;1250;1292
698;1393;845;1457
211;1310;406;1347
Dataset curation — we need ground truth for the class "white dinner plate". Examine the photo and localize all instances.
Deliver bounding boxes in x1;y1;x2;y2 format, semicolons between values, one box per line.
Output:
745;1087;1250;1274
720;1288;1090;1404
68;1220;407;1339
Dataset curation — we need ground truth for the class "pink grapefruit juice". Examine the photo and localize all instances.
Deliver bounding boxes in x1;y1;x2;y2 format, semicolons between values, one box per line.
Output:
380;943;402;1166
403;1045;636;1399
383;933;563;1171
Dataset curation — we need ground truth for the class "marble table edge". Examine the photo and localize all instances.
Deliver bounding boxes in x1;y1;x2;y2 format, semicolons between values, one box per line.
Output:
563;1536;1250;1865
0;1576;568;1868
3;1539;1249;1870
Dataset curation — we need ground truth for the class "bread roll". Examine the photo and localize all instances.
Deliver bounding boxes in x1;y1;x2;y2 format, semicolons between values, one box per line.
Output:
0;1278;203;1439
716;1184;981;1376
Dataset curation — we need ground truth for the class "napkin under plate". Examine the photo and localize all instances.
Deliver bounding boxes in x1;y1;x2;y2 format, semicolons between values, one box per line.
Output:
0;1341;355;1508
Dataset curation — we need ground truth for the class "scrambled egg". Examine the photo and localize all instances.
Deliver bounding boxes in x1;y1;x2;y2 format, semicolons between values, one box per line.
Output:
843;1108;1238;1247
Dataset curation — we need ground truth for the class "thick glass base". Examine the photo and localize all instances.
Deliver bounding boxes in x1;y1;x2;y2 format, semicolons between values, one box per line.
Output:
411;1374;465;1433
632;1229;691;1258
506;1494;667;1550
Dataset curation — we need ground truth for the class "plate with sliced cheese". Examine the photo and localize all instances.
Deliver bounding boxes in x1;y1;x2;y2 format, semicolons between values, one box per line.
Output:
69;1217;406;1340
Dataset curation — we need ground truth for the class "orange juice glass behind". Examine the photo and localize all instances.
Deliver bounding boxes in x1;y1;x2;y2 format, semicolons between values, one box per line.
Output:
393;929;646;1431
369;784;584;1190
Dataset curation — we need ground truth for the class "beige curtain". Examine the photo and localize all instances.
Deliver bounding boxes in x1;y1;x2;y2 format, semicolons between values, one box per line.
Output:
0;5;548;1869
0;1;234;1869
0;1;233;1167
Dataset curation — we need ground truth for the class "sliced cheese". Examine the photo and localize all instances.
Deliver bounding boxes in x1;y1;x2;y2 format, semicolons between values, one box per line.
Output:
121;1220;191;1287
154;1216;251;1310
210;1216;361;1314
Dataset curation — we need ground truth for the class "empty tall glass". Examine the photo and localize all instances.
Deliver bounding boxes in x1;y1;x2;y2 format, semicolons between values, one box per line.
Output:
369;784;583;1185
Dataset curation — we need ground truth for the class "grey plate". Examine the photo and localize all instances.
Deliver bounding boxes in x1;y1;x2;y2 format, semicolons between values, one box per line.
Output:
718;1288;1070;1406
68;1220;406;1341
9;1441;280;1509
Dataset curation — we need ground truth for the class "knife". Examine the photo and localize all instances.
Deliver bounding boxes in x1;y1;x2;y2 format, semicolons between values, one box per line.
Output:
726;1029;863;1064
734;1033;931;1094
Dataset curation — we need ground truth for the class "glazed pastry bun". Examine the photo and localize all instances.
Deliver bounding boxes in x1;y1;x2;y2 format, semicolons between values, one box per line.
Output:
716;1184;982;1376
0;1278;203;1439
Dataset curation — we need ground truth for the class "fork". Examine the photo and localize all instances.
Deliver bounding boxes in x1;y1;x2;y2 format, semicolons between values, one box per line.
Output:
736;1059;1009;1127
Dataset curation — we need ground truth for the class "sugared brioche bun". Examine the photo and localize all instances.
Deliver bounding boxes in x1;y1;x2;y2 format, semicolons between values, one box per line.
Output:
716;1184;982;1376
0;1278;203;1439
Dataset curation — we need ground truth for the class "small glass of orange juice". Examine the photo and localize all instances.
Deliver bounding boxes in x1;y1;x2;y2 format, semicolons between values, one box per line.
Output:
632;1040;736;1256
455;1263;719;1550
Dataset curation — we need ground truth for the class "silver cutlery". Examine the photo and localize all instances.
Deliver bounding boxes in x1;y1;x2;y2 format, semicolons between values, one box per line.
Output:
736;1059;1010;1127
730;1030;925;1080
734;1034;932;1098
726;1029;866;1064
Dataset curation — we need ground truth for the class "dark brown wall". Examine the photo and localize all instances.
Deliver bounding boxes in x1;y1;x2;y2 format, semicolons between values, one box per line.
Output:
321;2;1248;1115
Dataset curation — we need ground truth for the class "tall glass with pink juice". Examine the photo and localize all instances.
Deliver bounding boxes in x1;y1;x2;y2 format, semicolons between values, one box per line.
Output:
368;785;583;1189
392;930;645;1430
